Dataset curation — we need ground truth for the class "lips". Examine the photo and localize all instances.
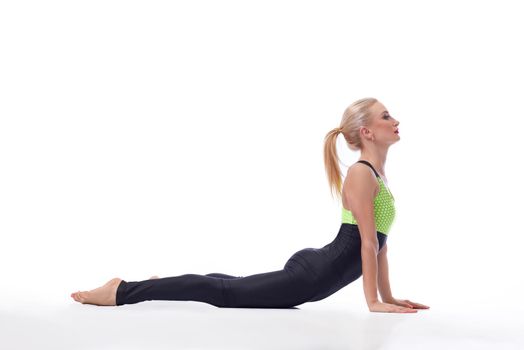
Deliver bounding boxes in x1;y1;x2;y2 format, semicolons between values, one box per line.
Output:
394;129;399;133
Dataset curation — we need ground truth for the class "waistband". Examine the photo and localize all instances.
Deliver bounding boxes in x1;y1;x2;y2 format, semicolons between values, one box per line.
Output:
329;223;388;254
339;223;388;239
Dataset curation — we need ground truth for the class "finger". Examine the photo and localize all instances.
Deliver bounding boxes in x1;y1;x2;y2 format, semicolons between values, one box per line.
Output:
410;301;430;309
386;304;415;313
396;306;416;313
405;299;419;307
397;301;413;308
406;300;426;307
399;308;417;313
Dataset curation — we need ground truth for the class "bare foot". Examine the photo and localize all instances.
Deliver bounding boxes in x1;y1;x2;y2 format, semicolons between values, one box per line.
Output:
149;275;160;279
70;277;122;306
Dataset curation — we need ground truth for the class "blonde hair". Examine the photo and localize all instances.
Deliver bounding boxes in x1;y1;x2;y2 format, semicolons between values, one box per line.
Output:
323;97;378;200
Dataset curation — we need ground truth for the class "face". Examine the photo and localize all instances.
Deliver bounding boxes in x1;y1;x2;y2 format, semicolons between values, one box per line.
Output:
362;101;400;143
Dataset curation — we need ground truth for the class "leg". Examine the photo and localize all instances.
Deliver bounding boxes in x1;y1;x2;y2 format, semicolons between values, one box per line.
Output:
204;273;243;279
116;274;229;307
116;260;318;308
114;245;333;308
224;268;316;308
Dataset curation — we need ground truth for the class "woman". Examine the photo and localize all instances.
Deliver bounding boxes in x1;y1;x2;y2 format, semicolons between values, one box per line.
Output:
71;97;430;313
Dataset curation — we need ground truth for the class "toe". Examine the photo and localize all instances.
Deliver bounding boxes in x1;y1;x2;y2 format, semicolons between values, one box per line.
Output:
77;292;87;303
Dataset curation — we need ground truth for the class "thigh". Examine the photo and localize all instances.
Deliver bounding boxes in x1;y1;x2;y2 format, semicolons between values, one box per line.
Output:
225;267;315;308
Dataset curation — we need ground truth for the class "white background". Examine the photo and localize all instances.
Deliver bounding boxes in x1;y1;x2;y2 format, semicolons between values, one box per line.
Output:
1;1;523;348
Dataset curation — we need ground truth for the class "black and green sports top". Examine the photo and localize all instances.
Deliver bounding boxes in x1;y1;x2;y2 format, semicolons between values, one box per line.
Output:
341;160;396;235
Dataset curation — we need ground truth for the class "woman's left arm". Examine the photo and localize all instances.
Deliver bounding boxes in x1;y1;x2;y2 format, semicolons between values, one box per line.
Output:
377;243;394;303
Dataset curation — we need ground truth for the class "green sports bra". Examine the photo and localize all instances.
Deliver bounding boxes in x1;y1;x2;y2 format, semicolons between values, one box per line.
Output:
341;160;396;235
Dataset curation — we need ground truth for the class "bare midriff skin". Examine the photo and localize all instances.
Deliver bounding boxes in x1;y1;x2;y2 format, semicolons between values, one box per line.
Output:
70;275;159;306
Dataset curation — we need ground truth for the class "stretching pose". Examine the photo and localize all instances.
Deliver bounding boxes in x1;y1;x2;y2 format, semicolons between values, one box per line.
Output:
71;97;430;313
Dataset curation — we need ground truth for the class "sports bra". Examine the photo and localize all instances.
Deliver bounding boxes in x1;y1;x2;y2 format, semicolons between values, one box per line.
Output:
341;160;396;235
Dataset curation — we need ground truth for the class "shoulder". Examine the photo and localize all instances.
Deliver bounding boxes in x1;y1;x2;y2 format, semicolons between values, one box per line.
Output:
347;162;378;182
345;163;380;197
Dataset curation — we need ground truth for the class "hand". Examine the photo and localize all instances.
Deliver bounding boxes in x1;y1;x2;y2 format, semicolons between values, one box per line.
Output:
384;297;430;310
368;300;418;313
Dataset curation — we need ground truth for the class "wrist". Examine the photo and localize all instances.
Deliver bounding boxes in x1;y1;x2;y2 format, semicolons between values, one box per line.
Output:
366;298;379;307
381;296;396;303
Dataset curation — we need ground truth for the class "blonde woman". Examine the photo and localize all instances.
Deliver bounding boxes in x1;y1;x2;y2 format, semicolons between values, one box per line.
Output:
71;97;429;313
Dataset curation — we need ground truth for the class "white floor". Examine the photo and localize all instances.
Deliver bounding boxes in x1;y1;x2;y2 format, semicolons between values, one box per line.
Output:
1;296;521;350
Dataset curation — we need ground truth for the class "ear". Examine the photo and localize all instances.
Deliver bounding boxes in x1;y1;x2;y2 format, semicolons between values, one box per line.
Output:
360;126;373;140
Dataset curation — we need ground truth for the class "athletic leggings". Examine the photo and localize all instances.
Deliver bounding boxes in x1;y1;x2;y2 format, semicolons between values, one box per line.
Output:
115;223;387;308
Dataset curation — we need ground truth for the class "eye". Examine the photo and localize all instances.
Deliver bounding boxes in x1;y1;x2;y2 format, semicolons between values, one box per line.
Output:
383;114;390;119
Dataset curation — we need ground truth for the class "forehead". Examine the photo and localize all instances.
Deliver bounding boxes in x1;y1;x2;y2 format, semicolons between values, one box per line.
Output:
369;101;387;119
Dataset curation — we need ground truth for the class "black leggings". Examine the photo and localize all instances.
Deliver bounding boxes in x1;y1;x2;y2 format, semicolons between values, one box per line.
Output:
115;223;387;308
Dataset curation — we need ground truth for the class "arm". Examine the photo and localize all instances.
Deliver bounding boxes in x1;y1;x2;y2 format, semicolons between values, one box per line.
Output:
361;238;380;307
344;164;381;308
377;243;394;303
344;166;426;313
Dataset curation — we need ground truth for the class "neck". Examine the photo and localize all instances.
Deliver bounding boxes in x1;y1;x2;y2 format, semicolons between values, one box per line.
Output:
359;147;389;177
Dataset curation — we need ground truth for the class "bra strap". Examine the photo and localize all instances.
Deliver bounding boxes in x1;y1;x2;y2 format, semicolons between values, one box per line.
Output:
356;160;380;178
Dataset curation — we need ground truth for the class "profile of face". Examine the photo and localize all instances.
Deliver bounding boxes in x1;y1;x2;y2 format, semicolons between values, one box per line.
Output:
362;101;400;144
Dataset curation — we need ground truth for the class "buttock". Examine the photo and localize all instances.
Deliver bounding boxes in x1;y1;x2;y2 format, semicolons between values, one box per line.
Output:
283;247;337;289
